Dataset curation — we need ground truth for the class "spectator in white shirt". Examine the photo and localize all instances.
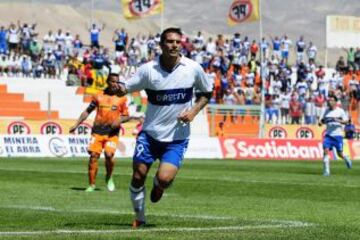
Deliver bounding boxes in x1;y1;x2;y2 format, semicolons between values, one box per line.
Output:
307;41;317;63
43;30;56;53
64;31;74;56
206;37;216;56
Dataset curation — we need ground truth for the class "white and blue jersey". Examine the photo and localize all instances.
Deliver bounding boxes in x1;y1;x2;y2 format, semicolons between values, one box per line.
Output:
321;107;348;152
125;55;213;167
125;55;213;142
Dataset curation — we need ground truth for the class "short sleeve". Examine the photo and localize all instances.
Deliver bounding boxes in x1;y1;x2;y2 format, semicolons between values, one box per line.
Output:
125;64;148;93
341;109;348;121
194;63;213;93
87;95;98;112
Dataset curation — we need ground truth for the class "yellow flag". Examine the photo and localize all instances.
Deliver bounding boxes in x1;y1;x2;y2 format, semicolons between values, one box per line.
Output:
227;0;260;26
122;0;164;19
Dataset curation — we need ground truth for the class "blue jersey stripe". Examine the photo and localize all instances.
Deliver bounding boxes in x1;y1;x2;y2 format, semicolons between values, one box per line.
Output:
146;88;193;106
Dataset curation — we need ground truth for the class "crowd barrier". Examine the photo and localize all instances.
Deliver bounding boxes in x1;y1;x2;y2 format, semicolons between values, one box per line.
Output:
219;137;359;160
1;134;359;160
0;135;223;159
265;124;360;140
0;120;137;136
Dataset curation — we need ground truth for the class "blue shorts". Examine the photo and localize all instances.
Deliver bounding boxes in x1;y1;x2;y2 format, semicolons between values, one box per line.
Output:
133;131;189;168
282;51;289;59
323;135;343;153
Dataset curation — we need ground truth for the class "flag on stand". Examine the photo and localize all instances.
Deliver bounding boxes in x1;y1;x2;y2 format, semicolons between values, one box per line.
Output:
122;0;164;19
227;0;260;26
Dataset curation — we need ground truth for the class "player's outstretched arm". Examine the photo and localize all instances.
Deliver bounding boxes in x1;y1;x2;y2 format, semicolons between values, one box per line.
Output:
70;100;96;133
69;110;90;134
110;115;142;130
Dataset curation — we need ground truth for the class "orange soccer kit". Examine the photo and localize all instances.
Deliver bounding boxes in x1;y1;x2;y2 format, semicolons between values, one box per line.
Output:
88;91;129;155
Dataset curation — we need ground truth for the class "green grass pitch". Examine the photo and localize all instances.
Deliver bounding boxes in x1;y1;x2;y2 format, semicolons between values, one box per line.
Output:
0;157;359;239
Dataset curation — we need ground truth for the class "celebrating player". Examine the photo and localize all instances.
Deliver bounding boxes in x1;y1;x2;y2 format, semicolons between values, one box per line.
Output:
319;94;352;176
115;27;213;228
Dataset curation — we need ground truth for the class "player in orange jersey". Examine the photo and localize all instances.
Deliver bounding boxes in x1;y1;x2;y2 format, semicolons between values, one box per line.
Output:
70;67;134;192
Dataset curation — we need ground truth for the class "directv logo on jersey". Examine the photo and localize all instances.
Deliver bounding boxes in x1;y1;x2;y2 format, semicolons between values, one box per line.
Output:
323;117;338;124
146;88;193;106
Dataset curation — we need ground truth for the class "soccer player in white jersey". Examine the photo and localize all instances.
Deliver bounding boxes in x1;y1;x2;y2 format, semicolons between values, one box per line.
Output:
115;28;213;228
319;95;352;176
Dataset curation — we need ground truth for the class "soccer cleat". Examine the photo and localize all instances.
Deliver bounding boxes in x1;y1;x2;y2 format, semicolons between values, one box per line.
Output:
106;177;115;192
85;185;96;192
344;158;352;169
132;219;146;229
150;186;164;203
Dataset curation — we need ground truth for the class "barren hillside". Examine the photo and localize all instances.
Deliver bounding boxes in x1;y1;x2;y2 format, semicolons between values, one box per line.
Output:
0;0;359;66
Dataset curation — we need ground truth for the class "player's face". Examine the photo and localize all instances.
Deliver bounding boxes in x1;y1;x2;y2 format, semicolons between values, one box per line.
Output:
107;75;119;92
328;97;336;108
161;32;181;58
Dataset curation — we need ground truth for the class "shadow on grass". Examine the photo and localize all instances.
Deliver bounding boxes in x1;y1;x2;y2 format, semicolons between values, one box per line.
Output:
63;222;156;228
70;187;101;191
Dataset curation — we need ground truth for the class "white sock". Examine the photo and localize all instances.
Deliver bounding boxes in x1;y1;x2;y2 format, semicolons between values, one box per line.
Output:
343;155;352;168
129;185;146;222
323;155;330;173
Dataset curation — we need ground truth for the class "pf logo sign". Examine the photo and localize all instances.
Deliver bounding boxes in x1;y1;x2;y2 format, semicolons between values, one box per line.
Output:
129;0;161;17
296;127;314;139
268;126;287;139
40;121;63;135
7;121;31;134
228;0;254;23
73;123;92;135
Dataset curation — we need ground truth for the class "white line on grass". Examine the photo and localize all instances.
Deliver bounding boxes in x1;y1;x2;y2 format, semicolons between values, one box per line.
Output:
0;221;313;236
1;205;314;226
1;205;237;220
4;205;56;211
0;167;358;188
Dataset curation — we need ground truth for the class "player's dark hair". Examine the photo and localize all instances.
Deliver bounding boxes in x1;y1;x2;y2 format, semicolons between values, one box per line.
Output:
328;94;338;102
105;64;119;83
160;27;182;45
106;73;120;86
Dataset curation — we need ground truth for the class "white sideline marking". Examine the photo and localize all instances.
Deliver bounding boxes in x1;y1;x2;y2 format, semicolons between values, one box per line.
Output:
0;205;314;236
0;222;313;236
5;205;56;211
1;205;236;220
0;167;358;188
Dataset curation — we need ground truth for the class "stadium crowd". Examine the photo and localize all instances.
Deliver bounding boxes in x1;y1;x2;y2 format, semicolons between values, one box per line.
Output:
1;21;360;125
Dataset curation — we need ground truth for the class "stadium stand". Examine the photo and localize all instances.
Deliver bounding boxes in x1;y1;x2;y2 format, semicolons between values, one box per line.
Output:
0;77;88;119
0;82;58;120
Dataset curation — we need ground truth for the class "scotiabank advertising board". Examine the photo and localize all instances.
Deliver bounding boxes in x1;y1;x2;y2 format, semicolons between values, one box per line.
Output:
220;138;325;160
219;138;360;160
